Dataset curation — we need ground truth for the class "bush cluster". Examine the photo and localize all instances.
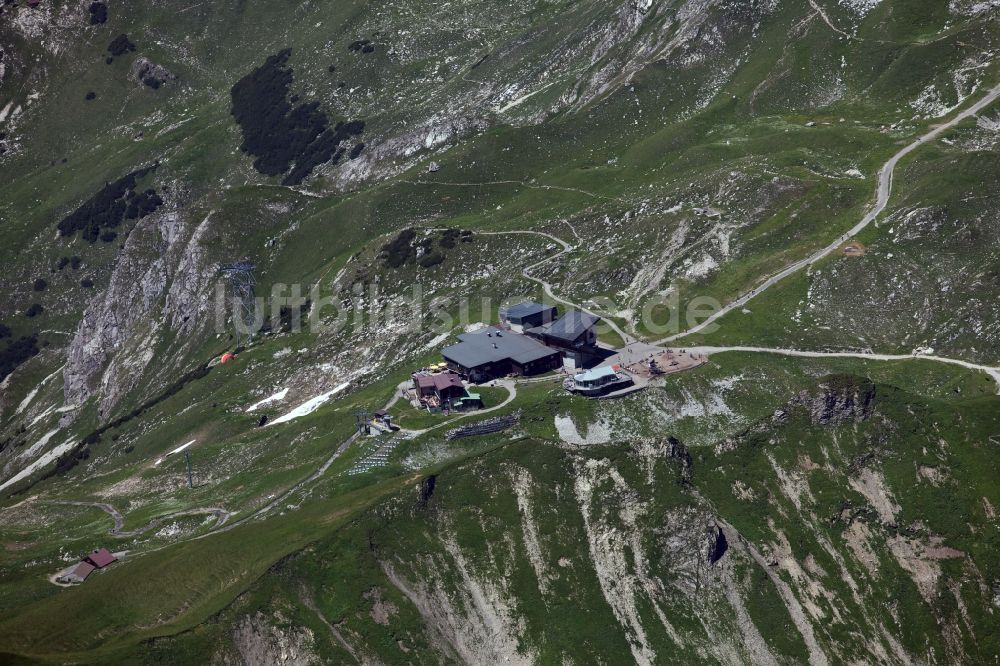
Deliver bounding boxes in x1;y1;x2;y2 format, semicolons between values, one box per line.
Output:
88;1;107;24
418;251;444;268
381;227;471;270
230;50;365;185
126;189;163;219
0;335;39;382
438;228;461;249
56;166;162;242
348;39;375;54
56;255;82;270
381;228;417;268
276;299;312;333
107;34;135;57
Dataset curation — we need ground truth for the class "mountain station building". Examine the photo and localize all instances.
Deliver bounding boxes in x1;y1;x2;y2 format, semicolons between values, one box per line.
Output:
442;326;562;382
524;310;602;366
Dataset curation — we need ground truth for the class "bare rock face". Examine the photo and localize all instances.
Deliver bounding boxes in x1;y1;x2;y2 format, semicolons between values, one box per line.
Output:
328;0;778;190
3;0;85;52
63;195;217;422
655;508;727;594
791;375;876;426
129;56;175;89
228;612;316;666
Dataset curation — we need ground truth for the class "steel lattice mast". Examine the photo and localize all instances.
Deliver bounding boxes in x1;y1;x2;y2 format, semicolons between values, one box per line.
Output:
219;261;257;348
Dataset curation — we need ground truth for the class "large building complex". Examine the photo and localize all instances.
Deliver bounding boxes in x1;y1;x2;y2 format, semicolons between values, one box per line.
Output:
443;302;604;381
442;326;562;381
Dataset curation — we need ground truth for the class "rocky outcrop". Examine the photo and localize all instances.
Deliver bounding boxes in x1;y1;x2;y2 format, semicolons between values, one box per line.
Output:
129;57;176;89
3;1;86;53
381;529;537;665
63;194;217;422
228;612;316;666
328;0;778;190
791;375;875;425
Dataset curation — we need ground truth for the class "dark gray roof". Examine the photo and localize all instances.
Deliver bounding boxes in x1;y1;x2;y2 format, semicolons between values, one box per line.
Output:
500;301;556;320
442;327;558;368
545;311;600;343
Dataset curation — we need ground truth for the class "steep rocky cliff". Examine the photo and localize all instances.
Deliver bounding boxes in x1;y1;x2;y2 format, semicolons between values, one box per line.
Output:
85;377;988;665
63;190;218;422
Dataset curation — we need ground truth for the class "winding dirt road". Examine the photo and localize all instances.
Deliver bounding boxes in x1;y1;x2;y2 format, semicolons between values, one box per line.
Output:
474;216;1000;391
53;501;231;538
658;81;1000;344
688;346;1000;387
475;230;636;344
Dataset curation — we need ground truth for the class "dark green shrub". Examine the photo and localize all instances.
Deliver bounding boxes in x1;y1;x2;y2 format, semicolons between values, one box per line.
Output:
107;34;135;57
57;166;160;242
230;50;365;185
0;335;39;381
381;228;416;267
418;251;444;268
89;2;107;24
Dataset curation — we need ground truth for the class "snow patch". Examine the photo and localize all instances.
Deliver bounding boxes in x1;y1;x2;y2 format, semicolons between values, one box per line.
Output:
269;382;350;426
0;437;75;493
155;439;196;466
245;388;289;412
17;428;60;462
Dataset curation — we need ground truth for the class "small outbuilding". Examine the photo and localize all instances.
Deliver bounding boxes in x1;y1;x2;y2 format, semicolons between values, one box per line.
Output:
84;548;118;569
413;371;468;405
60;561;96;584
569;364;632;396
373;409;394;427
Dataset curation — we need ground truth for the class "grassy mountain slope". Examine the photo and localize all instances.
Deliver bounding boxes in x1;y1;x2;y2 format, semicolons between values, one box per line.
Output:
4;373;995;664
0;0;999;662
